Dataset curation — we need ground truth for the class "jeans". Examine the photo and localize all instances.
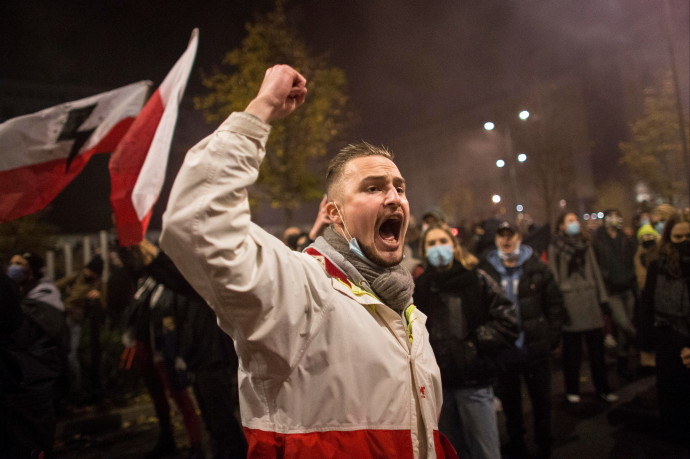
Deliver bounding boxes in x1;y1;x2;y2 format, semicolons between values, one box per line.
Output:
440;386;501;459
607;289;636;358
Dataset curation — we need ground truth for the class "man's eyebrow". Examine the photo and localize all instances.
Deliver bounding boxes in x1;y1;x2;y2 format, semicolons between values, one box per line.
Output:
361;175;406;186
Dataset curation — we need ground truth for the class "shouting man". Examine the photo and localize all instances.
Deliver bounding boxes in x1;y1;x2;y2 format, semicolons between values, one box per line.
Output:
161;65;450;458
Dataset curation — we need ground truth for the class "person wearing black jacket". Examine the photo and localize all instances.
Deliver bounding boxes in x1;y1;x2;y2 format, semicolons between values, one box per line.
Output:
122;244;247;458
414;224;519;459
479;221;564;458
637;211;690;445
1;259;69;459
148;251;248;459
592;209;638;380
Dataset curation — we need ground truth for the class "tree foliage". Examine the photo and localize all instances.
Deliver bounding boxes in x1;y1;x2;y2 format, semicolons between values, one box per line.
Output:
194;2;353;225
619;70;690;204
0;212;57;262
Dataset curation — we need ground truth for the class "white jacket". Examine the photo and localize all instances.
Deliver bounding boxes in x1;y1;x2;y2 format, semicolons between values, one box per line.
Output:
161;112;449;458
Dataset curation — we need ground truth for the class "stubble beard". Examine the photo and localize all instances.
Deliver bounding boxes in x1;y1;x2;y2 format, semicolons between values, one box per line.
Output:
361;242;403;268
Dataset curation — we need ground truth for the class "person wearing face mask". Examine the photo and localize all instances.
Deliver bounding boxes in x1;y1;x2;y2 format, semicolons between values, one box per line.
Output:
634;224;661;371
547;212;619;404
637;210;690;444
479;221;564;458
160;65;455;458
592;209;638;381
2;254;69;459
413;224;518;459
634;224;661;290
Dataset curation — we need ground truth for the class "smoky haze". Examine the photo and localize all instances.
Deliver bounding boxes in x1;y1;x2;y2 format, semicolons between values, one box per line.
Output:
1;0;688;231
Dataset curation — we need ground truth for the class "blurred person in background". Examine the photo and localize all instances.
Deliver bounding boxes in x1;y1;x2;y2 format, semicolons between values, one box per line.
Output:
637;210;690;445
634;223;661;371
480;221;564;459
548;212;619;404
592;209;638;381
651;204;676;239
414;223;518;458
56;255;106;405
121;243;204;458
2;255;69;458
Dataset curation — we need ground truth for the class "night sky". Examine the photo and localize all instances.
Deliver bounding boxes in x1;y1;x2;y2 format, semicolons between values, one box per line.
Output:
1;0;688;232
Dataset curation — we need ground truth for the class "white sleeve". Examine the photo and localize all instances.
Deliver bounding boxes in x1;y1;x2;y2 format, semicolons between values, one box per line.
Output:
160;112;329;376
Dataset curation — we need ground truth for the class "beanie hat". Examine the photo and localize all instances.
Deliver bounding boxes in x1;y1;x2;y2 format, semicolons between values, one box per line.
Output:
637;224;659;242
422;206;446;223
86;255;104;276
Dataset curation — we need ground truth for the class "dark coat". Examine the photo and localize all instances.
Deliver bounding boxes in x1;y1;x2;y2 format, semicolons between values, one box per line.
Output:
479;253;565;360
593;227;637;293
414;262;519;389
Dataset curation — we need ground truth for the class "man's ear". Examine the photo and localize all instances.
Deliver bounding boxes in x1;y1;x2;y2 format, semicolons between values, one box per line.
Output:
326;201;342;225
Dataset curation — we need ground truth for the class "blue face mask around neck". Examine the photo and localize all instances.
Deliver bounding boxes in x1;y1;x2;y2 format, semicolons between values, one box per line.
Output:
348;237;379;268
427;245;454;267
334;202;379;268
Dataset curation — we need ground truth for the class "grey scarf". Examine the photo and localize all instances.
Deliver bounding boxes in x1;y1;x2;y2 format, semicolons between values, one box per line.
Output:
320;226;414;313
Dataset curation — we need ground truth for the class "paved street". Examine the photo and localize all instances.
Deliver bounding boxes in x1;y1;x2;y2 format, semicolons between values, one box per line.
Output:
54;353;690;458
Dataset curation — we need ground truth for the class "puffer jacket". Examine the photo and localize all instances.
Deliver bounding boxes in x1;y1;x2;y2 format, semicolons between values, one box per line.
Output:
160;112;451;458
413;262;519;389
480;246;564;360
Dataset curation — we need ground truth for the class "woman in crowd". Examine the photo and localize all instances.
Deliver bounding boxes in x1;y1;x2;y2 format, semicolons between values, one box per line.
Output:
547;212;618;403
638;210;690;444
414;224;518;459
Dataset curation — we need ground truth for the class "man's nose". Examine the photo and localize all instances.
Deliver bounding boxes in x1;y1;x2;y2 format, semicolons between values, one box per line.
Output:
384;186;402;206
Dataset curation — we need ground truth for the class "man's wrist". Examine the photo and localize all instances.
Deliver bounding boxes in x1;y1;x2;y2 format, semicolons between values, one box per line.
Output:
245;98;274;124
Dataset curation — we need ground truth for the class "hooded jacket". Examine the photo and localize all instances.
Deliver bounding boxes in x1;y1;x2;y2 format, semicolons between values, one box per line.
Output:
480;245;564;359
160;112;451;458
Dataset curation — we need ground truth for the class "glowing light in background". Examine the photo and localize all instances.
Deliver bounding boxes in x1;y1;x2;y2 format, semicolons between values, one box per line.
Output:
496;159;505;168
484;122;495;131
492;194;501;204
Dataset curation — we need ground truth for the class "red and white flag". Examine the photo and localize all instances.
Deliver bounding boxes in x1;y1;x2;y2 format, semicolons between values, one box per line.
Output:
0;81;150;223
109;29;199;246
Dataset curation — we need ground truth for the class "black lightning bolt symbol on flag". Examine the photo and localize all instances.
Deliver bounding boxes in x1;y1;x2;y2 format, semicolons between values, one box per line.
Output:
58;104;97;172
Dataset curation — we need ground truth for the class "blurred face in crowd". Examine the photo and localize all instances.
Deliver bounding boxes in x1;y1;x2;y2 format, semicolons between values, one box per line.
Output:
424;227;455;269
605;211;622;229
7;254;30;284
495;229;520;254
670;222;690;244
328;156;409;267
560;213;580;234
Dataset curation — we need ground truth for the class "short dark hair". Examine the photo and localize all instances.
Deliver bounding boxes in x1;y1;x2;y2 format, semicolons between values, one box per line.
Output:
326;142;393;198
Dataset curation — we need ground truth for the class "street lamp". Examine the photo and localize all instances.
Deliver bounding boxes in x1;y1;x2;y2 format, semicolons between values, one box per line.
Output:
484;111;531;218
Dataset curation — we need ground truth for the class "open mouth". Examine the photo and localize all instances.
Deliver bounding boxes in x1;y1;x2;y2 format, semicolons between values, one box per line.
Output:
378;216;402;244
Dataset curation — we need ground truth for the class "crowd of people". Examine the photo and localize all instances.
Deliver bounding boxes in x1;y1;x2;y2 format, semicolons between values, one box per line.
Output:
2;64;689;459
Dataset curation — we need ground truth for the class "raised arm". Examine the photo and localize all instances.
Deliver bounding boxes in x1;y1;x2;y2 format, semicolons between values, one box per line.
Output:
160;66;320;371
